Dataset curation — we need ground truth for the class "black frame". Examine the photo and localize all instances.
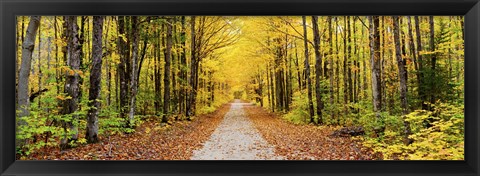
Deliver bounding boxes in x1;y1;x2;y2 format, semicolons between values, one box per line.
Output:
1;0;479;176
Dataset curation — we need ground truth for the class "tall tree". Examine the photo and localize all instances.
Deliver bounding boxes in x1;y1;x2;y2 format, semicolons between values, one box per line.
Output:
393;16;412;144
162;17;173;123
368;16;383;115
117;16;130;124
187;16;197;117
429;16;437;107
407;17;421;97
414;16;426;110
37;19;42;108
61;16;81;148
17;16;41;147
128;16;140;128
179;16;187;115
154;24;162;115
328;16;335;119
86;16;104;143
302;16;315;122
347;16;353;104
312;16;323;124
392;16;408;115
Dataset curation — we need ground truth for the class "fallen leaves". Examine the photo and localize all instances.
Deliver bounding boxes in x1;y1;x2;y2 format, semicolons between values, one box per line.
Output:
22;104;230;160
244;105;377;160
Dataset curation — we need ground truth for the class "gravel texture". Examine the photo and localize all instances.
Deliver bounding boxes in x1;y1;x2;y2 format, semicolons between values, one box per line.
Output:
190;100;282;160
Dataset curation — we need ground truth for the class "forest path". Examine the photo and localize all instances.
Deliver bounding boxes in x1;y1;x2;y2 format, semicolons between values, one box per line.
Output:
190;99;283;160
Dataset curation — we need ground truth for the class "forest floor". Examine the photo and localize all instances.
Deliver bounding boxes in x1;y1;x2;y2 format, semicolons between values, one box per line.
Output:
244;103;375;160
25;104;229;160
24;99;374;160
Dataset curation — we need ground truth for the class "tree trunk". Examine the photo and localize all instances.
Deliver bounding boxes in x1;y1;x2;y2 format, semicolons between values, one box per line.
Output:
302;16;315;123
347;16;353;104
162;17;173;123
54;17;60;95
37;20;42;108
268;63;275;112
154;29;162;115
274;38;284;112
429;16;436;107
312;16;323;124
187;16;197;117
127;16;140;128
343;17;348;104
61;16;81;148
171;17;179;113
353;17;359;104
361;20;368;97
287;52;293;108
368;16;383;114
117;16;130;123
393;16;413;144
414;16;427;110
17;16;41;148
393;16;408;115
266;63;272;111
407;17;420;96
105;17;112;107
328;16;335;119
335;17;340;105
86;16;103;143
179;16;187;116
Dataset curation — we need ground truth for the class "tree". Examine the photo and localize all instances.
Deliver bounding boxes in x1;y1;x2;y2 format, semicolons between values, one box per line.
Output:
86;16;104;143
61;16;81;148
17;16;41;147
392;16;408;116
368;16;382;115
312;16;324;124
393;16;412;144
407;16;421;100
302;16;315;122
414;16;427;110
128;16;140;128
162;17;173;123
187;16;197;117
428;16;437;107
328;16;335;119
117;16;130;125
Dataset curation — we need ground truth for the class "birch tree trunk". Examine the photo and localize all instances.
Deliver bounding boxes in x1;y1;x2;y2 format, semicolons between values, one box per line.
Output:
17;16;41;148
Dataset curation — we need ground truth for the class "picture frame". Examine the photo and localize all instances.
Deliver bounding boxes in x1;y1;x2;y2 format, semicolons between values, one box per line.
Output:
1;0;479;175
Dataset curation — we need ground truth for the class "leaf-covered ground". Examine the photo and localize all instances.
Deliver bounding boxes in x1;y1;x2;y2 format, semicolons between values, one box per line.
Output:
244;105;376;160
23;104;229;160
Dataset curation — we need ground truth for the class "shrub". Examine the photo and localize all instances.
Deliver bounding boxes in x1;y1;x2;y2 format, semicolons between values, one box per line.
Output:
284;91;310;125
360;102;464;160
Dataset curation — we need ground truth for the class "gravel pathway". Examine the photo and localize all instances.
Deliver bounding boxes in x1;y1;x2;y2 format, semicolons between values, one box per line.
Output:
190;100;283;160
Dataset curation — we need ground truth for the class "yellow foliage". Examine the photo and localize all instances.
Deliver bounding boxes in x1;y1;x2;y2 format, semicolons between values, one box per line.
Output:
56;95;65;100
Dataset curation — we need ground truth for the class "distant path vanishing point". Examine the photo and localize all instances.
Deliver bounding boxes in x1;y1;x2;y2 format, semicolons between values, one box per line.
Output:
190;99;282;160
